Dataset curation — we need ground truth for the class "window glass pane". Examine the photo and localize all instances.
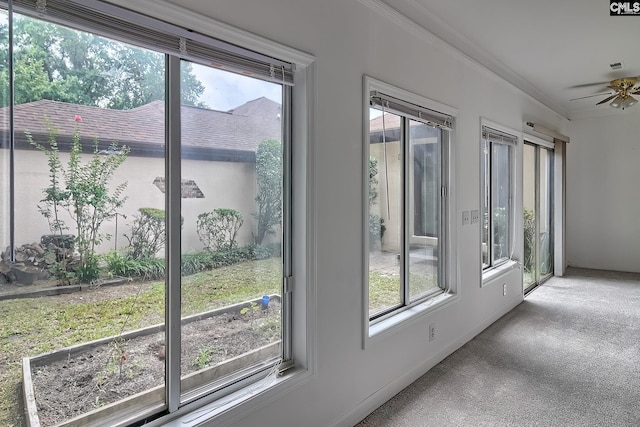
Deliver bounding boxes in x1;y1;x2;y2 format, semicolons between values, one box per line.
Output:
481;137;490;267
491;142;511;263
408;120;440;300
539;148;553;277
1;7;8;254
179;61;283;396
523;144;536;289
368;108;402;317
2;13;166;426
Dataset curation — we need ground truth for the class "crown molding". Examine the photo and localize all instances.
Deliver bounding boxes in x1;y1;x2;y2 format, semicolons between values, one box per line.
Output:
358;0;569;121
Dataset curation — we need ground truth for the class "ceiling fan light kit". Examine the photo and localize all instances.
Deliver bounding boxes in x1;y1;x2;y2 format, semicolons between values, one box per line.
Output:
573;76;640;110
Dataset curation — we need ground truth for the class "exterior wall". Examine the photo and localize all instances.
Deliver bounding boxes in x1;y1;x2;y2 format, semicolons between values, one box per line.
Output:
5;148;257;255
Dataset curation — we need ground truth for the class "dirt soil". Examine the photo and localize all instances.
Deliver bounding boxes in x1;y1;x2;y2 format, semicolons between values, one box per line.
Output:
30;301;281;427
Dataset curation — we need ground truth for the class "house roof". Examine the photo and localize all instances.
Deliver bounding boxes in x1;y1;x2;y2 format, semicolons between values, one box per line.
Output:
0;97;282;162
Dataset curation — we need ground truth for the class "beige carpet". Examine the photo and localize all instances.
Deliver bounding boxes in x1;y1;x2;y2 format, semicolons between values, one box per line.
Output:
356;268;640;427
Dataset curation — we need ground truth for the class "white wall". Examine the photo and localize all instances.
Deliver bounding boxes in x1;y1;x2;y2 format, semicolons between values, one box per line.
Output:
567;112;640;272
8;149;257;255
109;0;568;426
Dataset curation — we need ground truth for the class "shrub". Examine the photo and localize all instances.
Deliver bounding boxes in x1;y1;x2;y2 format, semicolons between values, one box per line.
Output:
125;208;166;260
254;139;283;245
104;251;165;280
197;208;244;251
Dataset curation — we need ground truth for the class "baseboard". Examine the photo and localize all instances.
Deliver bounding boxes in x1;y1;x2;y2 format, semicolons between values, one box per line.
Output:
332;297;522;427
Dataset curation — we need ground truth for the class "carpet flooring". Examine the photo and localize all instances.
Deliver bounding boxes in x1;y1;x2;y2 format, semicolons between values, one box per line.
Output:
355;267;640;427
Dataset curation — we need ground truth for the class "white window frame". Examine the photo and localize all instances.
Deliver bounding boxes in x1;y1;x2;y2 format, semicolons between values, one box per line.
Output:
363;76;458;346
480;119;520;285
3;0;317;425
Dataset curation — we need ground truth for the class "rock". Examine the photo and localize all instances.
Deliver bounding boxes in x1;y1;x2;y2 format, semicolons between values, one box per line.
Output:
32;244;45;255
15;252;27;263
7;265;48;285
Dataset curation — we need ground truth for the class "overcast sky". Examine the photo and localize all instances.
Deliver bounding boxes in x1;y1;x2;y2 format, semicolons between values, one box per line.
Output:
192;63;282;111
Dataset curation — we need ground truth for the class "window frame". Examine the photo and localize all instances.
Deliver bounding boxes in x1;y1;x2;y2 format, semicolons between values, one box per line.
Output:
363;76;458;344
2;0;316;425
480;120;519;275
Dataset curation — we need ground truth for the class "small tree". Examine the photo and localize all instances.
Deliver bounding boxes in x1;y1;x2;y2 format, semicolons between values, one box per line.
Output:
368;157;385;247
253;139;282;245
197;208;244;251
28;116;129;282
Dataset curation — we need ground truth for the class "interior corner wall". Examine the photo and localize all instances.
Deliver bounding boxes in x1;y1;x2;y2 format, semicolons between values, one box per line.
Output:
104;0;570;426
566;112;640;273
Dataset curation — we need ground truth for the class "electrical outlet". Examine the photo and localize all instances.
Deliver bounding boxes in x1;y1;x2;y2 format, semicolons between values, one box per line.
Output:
471;210;479;224
503;283;507;296
429;323;436;341
462;211;470;226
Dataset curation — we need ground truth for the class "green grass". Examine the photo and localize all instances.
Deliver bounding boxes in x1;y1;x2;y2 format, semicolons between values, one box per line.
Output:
0;258;281;427
1;259;421;426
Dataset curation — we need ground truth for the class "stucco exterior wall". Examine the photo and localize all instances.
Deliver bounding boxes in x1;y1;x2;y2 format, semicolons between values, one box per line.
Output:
4;148;257;255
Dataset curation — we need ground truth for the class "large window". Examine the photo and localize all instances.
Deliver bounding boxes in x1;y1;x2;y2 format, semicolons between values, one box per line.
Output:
0;1;304;426
481;124;516;270
366;77;454;328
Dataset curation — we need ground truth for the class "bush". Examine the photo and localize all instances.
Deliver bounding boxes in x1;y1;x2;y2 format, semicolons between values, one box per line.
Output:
254;139;283;245
197;208;244;251
104;251;165;280
369;214;386;248
125;208;166;260
523;208;535;273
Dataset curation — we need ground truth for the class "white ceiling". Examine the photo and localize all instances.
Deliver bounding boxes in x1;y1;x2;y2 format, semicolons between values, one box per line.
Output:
381;0;640;120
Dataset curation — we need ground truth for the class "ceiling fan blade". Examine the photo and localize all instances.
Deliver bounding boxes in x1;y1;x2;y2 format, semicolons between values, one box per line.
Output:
568;81;610;89
596;94;619;105
569;92;613;101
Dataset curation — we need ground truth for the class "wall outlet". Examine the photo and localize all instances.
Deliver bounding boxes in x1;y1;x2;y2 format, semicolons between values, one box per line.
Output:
429;323;436;341
503;283;507;296
471;210;480;224
462;211;470;226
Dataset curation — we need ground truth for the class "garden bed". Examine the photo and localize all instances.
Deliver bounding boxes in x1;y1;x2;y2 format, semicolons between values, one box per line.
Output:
23;296;281;427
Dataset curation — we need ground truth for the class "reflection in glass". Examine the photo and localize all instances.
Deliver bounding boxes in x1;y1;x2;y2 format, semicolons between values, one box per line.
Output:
179;61;283;396
368;108;402;317
408;120;440;300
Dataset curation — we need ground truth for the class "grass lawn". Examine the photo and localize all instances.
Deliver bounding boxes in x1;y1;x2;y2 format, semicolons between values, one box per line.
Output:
0;259;404;426
0;258;281;427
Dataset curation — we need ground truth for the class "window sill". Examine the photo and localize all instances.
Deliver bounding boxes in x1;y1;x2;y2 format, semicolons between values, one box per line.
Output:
153;366;311;427
481;260;520;288
365;292;457;348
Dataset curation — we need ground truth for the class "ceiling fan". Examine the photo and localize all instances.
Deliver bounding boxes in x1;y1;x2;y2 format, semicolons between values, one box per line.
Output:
570;77;640;109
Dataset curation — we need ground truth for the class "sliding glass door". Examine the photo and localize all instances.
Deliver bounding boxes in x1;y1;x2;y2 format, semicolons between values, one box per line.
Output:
523;142;553;293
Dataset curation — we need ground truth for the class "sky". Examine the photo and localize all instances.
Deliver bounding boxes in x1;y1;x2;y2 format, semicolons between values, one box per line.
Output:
191;63;283;112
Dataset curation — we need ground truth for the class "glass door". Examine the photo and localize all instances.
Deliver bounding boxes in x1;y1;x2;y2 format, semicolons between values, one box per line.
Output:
523;142;554;294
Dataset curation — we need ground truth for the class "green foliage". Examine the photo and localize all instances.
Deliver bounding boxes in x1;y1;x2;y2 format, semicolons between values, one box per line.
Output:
254;139;283;245
0;15;204;108
197;208;244;252
27;119;129;282
368;214;386;247
125;208;167;260
368;157;386;246
193;346;213;370
181;244;280;276
369;157;379;207
104;251;165;280
523;208;536;273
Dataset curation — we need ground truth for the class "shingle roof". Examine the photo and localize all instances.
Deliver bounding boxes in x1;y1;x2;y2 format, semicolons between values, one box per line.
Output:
0;97;282;161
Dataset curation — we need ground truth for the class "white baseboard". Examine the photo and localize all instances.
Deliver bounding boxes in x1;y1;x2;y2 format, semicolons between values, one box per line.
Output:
332;297;522;427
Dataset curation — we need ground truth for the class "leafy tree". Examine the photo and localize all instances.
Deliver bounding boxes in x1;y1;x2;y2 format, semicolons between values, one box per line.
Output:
253;139;283;245
0;15;204;108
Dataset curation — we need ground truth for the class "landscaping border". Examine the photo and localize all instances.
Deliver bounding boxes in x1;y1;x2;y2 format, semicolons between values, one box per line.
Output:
23;295;281;427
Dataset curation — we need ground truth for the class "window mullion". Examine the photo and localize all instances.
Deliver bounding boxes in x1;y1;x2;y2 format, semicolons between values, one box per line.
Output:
165;53;182;413
402;118;410;305
281;84;293;365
